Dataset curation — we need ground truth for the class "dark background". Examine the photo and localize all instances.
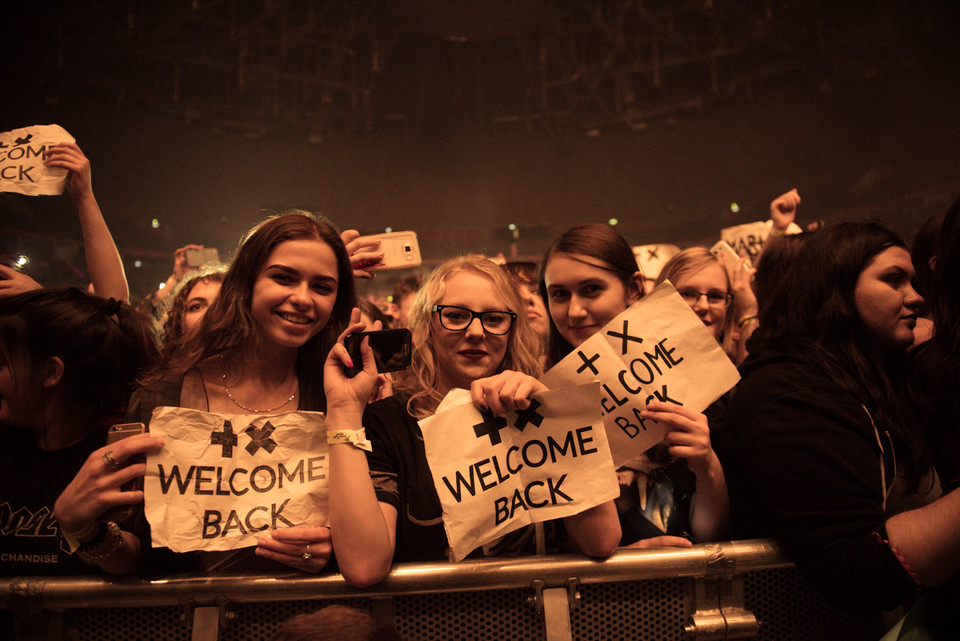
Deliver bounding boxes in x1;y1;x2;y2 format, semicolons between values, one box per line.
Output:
2;0;959;300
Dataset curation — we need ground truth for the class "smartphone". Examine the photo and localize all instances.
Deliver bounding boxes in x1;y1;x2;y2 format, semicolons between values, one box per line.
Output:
344;329;412;377
357;231;421;270
710;240;752;271
186;247;220;267
100;422;146;522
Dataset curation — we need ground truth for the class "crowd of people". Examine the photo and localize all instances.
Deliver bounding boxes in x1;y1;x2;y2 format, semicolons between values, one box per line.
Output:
1;142;958;638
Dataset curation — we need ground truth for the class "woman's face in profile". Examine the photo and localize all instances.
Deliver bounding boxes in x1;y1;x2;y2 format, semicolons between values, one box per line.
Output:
854;246;923;353
432;271;511;392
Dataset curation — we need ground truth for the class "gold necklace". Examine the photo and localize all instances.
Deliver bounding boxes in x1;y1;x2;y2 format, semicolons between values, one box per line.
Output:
220;354;298;413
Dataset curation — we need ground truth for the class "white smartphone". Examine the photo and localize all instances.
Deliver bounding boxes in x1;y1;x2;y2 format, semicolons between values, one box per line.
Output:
186;247;220;267
358;231;422;270
710;240;752;271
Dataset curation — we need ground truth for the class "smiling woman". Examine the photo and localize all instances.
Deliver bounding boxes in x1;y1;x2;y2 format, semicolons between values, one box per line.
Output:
129;210;356;574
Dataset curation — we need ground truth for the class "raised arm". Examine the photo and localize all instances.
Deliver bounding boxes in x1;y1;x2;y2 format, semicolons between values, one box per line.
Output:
44;143;129;301
641;401;729;542
324;310;398;586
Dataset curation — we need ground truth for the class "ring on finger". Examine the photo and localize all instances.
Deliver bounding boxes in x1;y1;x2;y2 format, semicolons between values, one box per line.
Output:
102;450;121;470
301;543;312;561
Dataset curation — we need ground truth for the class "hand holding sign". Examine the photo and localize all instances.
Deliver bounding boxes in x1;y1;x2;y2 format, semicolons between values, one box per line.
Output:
257;525;333;573
470;370;549;416
43;143;94;203
0;125;75;196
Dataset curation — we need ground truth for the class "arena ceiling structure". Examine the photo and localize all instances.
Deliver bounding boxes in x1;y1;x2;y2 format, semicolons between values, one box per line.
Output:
2;0;959;298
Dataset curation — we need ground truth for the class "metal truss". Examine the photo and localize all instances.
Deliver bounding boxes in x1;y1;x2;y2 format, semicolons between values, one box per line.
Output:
44;0;917;138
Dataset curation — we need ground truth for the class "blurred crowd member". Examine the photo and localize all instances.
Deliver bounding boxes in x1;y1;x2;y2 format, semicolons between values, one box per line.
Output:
326;255;620;587
390;274;422;328
540;224;728;548
0;289;159;575
502;261;549;363
272;605;401;641
157;264;227;351
909;212;944;348
718;222;960;616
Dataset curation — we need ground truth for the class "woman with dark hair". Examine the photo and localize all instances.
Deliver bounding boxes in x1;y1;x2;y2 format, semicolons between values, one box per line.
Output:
540;224;729;549
129;210;357;572
324;254;620;587
717;221;960;614
0;288;160;575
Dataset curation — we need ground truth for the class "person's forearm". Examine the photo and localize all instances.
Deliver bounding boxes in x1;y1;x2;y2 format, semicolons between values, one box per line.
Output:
76;193;129;301
886;486;960;586
563;500;620;557
326;409;395;586
689;455;730;541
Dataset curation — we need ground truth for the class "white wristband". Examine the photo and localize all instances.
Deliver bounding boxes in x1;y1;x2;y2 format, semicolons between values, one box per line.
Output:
327;429;373;452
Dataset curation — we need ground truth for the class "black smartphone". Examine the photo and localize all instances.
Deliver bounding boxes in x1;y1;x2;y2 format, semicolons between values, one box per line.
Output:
344;329;412;377
100;422;146;522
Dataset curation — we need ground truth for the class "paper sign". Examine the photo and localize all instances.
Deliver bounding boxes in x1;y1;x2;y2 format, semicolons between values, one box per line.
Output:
144;407;329;553
419;383;619;562
0;125;74;196
633;244;680;283
720;220;802;262
541;281;740;467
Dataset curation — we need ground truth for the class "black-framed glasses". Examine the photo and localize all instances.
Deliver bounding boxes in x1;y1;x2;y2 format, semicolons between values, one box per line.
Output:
677;289;733;306
432;305;517;335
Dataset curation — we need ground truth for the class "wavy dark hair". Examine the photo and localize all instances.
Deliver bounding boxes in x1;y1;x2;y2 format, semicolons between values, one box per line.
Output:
751;221;928;485
539;224;643;367
0;288;158;446
143;211;355;410
159;264;228;349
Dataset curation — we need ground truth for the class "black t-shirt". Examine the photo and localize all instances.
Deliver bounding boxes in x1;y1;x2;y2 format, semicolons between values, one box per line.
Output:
0;426;107;576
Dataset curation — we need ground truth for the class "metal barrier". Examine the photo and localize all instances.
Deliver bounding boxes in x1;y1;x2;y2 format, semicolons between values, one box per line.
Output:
0;539;883;641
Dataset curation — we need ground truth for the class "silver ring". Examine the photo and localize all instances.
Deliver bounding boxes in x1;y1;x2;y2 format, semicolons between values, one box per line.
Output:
301;544;312;561
102;451;121;469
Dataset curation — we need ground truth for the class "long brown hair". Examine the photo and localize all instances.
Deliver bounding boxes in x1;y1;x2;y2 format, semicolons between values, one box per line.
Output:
143;211;355;410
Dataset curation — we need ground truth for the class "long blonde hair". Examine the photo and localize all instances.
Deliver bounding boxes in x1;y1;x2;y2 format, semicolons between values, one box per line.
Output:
394;255;543;418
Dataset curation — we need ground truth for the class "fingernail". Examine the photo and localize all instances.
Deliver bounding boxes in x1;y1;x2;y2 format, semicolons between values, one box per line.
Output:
478;404;489;413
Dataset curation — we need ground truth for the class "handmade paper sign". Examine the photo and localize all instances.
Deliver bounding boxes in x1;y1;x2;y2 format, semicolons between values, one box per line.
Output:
632;243;680;285
0;125;74;196
720;220;802;262
144;407;329;553
541;281;740;467
419;383;619;562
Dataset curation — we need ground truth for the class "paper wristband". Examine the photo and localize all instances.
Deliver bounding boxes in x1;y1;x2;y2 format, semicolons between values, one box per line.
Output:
326;429;373;452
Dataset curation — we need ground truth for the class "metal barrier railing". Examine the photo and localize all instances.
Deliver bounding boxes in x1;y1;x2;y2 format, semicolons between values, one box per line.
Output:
0;540;879;641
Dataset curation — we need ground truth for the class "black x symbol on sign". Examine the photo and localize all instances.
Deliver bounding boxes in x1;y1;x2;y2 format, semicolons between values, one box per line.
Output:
647;246;659;260
473;409;509;446
576;350;600;375
514;400;545;431
606;319;643;355
244;422;278;455
211;420;239;458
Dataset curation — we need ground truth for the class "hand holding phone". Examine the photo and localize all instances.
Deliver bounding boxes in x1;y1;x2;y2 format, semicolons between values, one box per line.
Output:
353;231;422;270
344;329;412;377
99;422;146;522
